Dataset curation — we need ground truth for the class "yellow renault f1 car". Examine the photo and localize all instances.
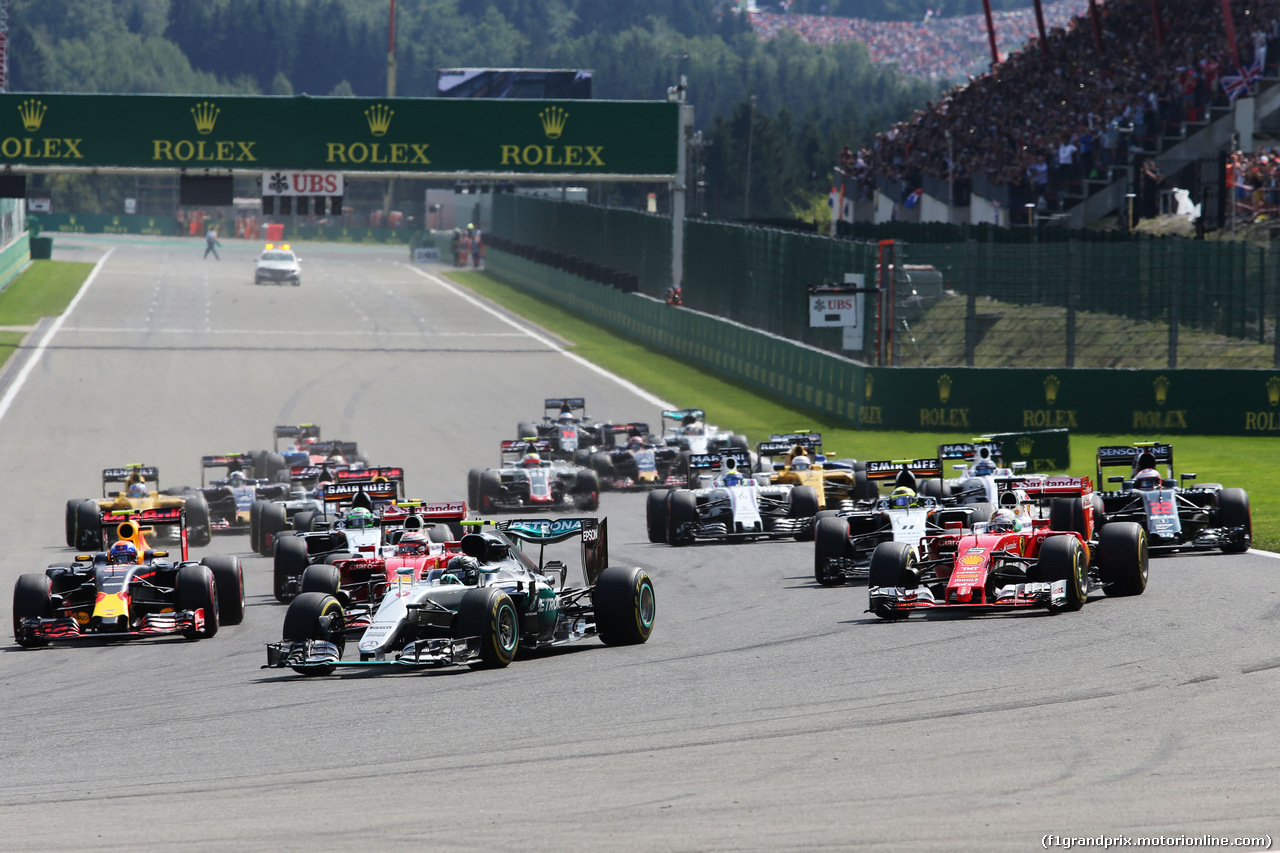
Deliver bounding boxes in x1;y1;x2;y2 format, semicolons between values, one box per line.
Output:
758;432;878;511
15;506;243;646
65;464;211;550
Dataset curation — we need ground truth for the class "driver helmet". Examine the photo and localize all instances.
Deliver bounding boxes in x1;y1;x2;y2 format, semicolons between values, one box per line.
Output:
791;455;812;471
127;481;148;498
346;507;374;529
723;472;742;486
557;411;576;425
890;486;916;508
1133;468;1162;490
988;508;1022;533
521;452;542;469
973;459;997;476
396;532;427;556
229;470;247;487
627;435;645;450
445;555;480;585
109;541;137;565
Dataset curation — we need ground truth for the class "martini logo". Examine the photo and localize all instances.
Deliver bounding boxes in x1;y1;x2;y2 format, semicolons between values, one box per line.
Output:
539;106;568;139
365;104;393;137
190;101;220;135
18;99;47;132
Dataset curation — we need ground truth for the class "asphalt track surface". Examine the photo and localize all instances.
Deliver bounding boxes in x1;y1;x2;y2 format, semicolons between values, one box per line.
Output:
1;236;1276;852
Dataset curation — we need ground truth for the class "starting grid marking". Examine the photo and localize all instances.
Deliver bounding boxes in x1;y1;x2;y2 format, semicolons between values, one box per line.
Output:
60;327;525;337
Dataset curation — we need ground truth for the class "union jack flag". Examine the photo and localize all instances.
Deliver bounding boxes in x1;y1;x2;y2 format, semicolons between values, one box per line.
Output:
1223;46;1266;101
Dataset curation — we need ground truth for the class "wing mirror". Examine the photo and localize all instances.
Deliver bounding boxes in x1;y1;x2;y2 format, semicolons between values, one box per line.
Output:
1181;472;1197;480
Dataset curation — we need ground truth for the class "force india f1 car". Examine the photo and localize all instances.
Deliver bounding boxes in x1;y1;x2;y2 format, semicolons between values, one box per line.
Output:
868;475;1149;618
645;450;820;546
1095;442;1251;554
14;506;245;646
66;464;212;550
813;458;994;585
467;439;601;514
265;516;654;675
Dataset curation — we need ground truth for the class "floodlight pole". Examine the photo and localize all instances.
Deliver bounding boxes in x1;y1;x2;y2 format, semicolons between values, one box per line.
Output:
381;0;397;225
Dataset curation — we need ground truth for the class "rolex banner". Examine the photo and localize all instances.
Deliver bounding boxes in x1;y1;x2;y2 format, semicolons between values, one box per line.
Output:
0;94;678;176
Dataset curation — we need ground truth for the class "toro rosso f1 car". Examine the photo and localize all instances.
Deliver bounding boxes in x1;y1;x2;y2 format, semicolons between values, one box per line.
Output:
265;516;654;675
14;506;244;646
1095;442;1251;554
868;475;1148;618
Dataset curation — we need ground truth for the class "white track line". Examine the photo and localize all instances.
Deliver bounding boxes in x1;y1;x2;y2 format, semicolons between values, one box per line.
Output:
404;265;674;409
1249;548;1280;559
63;326;523;338
0;248;115;424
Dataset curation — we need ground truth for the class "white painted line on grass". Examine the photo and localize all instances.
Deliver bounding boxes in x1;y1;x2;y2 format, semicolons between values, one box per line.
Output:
404;265;675;410
0;248;115;425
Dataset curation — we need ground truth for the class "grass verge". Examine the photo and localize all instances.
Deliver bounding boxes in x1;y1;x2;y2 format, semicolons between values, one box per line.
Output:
0;260;92;326
450;268;1278;551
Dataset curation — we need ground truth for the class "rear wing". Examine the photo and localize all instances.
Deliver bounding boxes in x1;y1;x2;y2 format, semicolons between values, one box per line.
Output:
865;459;943;481
937;441;1003;464
102;465;159;496
501;439;554;463
545;397;586;418
1096;443;1173;484
687;449;752;472
661;408;705;430
1001;475;1093;499
100;506;188;560
200;453;255;486
274;424;321;450
307;439;359;459
758;431;823;459
392;500;468;520
319;480;400;505
498;516;608;586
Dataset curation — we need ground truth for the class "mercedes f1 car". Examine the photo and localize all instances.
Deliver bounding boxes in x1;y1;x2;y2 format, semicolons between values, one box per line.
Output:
1095;442;1251;554
813;458;992;585
265;516;654;675
65;464;211;550
659;408;749;457
466;439;600;514
645;450;819;545
15;506;244;646
867;475;1148;618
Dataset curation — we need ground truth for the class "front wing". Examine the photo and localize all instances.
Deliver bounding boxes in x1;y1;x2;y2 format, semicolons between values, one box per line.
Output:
868;580;1070;615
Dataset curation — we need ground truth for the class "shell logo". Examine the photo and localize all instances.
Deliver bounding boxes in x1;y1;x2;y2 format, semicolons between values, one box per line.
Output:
959;553;984;567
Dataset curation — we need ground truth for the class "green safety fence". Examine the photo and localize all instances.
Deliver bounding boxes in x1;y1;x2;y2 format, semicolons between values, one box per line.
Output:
0;232;31;288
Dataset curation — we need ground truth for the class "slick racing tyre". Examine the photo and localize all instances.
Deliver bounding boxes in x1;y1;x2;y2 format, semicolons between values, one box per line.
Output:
788;486;821;541
175;564;220;639
1049;497;1088;537
517;421;539;440
590;452;615;481
300;564;342;596
1217;488;1251;554
259;502;288;556
282;593;346;676
13;573;53;647
814;515;851;586
291;510;316;535
1032;535;1088;612
1095;522;1148;597
201;555;245;626
666;491;698;546
184;492;212;547
75;499;101;551
646;490;670;544
64;499;80;548
477;471;502;515
594;566;656;646
274;534;310;603
573;470;601;511
454;587;519;668
467;467;486;511
249;500;265;555
867;542;915;620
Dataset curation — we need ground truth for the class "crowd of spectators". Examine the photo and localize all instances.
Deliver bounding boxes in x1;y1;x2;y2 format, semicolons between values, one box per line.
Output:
1227;147;1280;222
842;0;1280;211
750;1;1088;82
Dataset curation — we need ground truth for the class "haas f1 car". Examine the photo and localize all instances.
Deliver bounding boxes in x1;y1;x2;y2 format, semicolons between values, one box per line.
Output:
265;516;654;675
467;439;600;514
14;506;244;646
1095;442;1251;554
868;475;1148;619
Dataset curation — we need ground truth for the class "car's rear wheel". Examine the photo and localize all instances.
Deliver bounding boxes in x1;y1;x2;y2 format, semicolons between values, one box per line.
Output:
814;516;851;586
13;573;53;647
249;500;265;554
594;566;656;645
454;587;519;668
273;534;310;603
1096;522;1148;596
75;499;101;551
646;490;670;544
292;510;316;536
200;555;245;625
788;486;821;541
64;499;80;548
590;452;615;480
467;467;485;511
185;492;212;547
666;491;698;546
574;470;601;510
867;542;914;620
1217;487;1251;554
301;564;342;595
1049;497;1087;537
175;564;219;639
282;592;345;675
259;502;287;556
1032;535;1088;612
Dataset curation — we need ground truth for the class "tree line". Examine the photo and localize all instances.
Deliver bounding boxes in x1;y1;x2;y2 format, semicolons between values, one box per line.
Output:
9;0;942;221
